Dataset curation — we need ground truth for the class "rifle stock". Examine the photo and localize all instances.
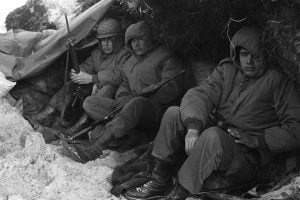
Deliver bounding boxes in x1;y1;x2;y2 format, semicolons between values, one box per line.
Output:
67;69;185;142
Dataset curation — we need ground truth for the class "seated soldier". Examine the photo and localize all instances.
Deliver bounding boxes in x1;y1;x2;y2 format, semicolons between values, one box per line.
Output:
123;27;300;200
62;21;184;163
26;18;131;133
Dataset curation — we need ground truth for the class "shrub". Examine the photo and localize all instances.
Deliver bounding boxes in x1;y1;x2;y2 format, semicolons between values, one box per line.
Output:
5;0;56;32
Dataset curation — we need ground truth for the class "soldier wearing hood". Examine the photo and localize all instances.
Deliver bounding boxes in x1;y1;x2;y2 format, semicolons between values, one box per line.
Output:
124;27;300;200
62;21;184;163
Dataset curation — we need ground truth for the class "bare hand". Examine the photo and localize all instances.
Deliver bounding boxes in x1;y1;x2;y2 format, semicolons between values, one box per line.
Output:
91;84;98;95
70;69;92;84
227;128;258;148
185;129;200;155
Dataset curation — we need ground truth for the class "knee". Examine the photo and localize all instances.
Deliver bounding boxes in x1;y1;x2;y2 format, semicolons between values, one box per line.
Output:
198;127;226;144
83;96;93;111
161;106;180;121
165;106;180;117
130;96;147;104
126;96;148;108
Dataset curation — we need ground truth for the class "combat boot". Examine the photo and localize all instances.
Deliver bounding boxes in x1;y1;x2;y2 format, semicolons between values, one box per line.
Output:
62;113;93;137
161;182;190;200
124;158;174;200
62;130;114;163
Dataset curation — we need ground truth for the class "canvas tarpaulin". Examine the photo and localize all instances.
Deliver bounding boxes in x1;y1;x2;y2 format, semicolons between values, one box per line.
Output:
0;0;115;81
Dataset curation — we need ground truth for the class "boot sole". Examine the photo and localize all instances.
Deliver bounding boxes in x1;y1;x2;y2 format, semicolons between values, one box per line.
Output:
123;186;173;200
123;193;166;200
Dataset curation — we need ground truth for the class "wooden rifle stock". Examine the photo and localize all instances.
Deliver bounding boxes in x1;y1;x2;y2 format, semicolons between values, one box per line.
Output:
67;69;186;142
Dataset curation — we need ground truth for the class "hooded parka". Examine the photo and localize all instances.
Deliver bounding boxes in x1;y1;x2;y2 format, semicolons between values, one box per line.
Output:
150;27;300;194
83;21;183;141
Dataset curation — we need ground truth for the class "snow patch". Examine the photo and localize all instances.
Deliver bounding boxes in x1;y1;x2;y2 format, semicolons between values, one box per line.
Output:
0;71;16;97
0;98;130;200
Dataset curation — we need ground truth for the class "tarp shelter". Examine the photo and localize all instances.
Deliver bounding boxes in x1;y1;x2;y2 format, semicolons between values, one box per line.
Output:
0;0;115;81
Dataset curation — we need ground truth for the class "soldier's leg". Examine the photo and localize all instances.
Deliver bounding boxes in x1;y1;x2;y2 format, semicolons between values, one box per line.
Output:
64;85;117;136
124;106;186;200
82;95;115;121
94;85;117;99
24;82;77;126
151;106;186;161
178;127;258;194
105;96;161;138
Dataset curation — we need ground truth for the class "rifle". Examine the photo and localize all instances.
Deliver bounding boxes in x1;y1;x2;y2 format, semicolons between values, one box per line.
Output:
67;69;186;142
65;13;80;73
60;14;81;119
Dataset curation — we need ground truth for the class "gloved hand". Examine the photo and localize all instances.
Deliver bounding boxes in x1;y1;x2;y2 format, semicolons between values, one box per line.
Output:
112;94;136;110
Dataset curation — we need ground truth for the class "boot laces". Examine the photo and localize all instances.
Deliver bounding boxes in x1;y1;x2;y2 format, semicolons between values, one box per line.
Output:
135;181;153;192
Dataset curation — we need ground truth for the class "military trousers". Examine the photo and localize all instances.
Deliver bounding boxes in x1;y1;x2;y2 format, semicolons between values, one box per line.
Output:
152;106;259;194
49;81;116;112
83;96;163;138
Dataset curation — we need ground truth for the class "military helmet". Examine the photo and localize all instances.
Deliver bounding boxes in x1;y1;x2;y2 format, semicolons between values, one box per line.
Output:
96;18;122;39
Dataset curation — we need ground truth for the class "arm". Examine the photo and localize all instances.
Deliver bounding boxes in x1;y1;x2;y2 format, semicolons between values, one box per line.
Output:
263;76;300;153
180;65;224;132
147;56;184;104
96;49;131;86
70;51;97;84
79;54;97;74
115;71;131;99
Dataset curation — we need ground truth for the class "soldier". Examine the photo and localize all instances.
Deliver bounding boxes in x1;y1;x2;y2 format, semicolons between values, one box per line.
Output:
27;18;131;135
62;21;184;163
124;27;300;200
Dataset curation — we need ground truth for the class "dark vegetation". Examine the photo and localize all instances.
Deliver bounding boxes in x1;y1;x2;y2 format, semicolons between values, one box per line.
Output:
5;0;300;81
79;0;300;83
5;0;56;31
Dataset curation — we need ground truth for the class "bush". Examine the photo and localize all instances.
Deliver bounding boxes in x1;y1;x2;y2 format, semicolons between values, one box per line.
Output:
5;0;56;32
119;0;300;82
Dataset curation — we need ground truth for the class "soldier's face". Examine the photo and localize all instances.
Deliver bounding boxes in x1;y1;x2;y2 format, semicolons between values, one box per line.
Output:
239;48;264;78
130;38;152;56
99;37;120;54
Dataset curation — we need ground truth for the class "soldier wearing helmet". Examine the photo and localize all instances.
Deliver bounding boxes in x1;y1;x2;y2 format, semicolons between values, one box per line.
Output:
27;18;131;139
62;21;184;163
